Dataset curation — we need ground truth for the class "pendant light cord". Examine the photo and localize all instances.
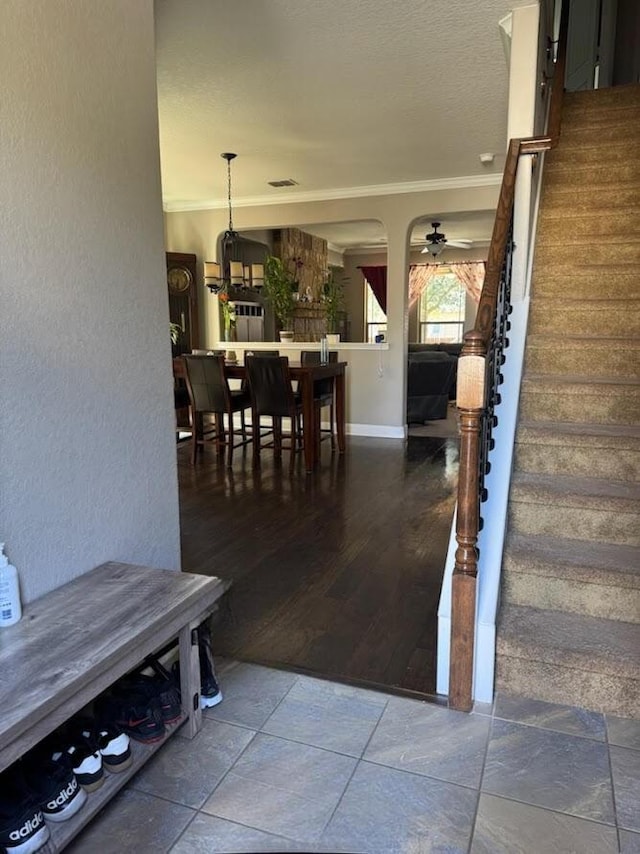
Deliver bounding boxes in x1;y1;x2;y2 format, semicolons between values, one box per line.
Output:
227;157;234;233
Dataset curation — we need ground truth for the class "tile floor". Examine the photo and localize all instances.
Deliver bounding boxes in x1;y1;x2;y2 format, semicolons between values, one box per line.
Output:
68;660;640;854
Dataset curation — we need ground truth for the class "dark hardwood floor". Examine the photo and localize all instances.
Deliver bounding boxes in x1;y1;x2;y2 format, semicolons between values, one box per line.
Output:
178;433;459;697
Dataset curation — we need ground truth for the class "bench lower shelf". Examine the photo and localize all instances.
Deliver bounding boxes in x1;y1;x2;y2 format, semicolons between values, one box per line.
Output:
42;716;187;851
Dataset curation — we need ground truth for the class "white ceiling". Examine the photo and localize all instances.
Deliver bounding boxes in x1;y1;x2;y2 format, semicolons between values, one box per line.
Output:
154;0;529;247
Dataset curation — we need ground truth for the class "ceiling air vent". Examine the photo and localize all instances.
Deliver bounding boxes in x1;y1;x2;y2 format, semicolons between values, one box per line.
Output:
267;179;299;188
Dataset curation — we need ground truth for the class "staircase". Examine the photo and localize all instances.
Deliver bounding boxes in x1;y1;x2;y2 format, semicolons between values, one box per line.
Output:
496;84;640;718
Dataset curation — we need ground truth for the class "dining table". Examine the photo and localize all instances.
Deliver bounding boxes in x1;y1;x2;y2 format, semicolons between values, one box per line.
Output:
173;356;347;472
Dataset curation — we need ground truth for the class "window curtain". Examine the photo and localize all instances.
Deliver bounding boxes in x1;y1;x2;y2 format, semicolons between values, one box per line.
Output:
360;266;387;314
408;261;485;307
408;264;440;307
453;262;485;303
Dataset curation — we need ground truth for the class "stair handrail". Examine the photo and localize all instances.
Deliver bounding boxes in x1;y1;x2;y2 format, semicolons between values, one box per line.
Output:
448;0;570;712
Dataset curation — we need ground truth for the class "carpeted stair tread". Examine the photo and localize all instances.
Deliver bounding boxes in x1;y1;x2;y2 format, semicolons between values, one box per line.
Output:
514;420;640;483
503;533;640;588
530;265;640;300
497;603;640;679
542;161;640;186
560;122;640;146
523;373;640;389
547;141;640;168
524;338;640;380
563;83;640;108
516;419;640;444
510;470;639;507
527;301;640;338
534;242;640;267
541;185;640;211
537;214;640;242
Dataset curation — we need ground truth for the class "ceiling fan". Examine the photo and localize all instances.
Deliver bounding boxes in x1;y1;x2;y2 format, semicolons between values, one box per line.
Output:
421;222;473;258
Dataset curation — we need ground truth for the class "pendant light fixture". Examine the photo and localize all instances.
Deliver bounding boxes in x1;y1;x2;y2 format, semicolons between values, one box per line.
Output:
204;153;264;293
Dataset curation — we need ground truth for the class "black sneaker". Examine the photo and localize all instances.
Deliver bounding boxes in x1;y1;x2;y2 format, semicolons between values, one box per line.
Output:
22;751;87;824
47;729;104;794
89;721;132;773
197;623;223;709
95;694;165;744
112;671;181;725
0;770;50;854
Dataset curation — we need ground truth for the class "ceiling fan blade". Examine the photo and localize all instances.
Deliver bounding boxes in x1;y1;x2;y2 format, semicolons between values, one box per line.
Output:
446;240;472;249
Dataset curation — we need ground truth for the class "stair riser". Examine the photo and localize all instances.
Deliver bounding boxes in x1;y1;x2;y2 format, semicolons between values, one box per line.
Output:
513;443;640;483
541;185;640;212
495;655;639;718
531;274;640;301
537;214;640;242
559;123;640;147
561;102;640;126
543;162;640;186
508;502;640;547
564;84;640;109
534;243;640;266
524;346;640;379
528;304;640;336
502;571;640;623
528;306;640;337
547;144;640;169
520;388;640;425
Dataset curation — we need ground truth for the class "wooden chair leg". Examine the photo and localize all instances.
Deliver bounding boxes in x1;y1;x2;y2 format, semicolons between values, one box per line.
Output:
215;414;225;460
251;406;261;469
227;412;234;468
191;411;203;466
273;416;282;462
240;408;247;440
329;401;336;449
315;404;322;461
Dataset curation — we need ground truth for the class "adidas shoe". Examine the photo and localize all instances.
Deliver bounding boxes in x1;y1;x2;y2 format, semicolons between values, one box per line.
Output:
0;771;50;854
22;752;87;823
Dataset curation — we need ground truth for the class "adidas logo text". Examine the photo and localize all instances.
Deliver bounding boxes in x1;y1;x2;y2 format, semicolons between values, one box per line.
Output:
46;778;78;809
9;811;43;840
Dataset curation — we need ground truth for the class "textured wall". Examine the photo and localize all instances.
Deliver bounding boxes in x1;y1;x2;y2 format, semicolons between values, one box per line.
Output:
0;0;181;601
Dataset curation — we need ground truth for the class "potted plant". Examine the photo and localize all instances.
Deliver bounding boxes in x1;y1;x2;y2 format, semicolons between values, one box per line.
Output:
264;255;296;341
323;267;345;344
218;289;237;342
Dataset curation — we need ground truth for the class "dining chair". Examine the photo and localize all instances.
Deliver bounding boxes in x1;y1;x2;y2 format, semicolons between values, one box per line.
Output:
182;354;252;467
244;355;306;468
300;350;338;450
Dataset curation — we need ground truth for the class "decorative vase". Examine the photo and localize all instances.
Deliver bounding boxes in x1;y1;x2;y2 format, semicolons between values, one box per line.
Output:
279;330;295;342
326;333;340;346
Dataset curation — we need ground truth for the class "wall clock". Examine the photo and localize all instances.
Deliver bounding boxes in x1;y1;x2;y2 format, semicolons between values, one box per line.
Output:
167;265;193;294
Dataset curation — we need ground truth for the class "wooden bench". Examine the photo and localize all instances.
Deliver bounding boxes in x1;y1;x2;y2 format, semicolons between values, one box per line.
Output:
0;561;226;849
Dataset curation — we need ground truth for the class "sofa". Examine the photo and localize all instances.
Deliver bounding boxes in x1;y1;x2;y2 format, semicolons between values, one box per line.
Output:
406;350;457;423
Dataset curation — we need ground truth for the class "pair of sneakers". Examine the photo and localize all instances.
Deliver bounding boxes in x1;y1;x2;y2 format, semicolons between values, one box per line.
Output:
94;656;182;745
0;750;87;854
50;717;132;793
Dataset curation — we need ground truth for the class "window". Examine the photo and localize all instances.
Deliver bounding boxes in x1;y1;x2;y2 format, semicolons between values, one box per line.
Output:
365;282;387;343
419;272;466;343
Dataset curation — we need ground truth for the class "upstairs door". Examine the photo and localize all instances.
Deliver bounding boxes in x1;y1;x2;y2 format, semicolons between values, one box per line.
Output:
566;0;618;90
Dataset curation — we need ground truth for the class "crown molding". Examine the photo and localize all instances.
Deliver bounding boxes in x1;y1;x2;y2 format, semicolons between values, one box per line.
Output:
163;173;502;213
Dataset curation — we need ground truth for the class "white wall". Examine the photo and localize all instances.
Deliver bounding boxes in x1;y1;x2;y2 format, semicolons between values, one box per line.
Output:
0;0;181;602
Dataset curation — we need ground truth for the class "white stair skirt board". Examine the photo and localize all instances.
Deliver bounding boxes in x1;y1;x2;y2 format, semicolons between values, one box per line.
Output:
436;294;533;702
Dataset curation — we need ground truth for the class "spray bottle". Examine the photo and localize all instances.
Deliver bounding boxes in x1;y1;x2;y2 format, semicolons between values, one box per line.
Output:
0;543;22;627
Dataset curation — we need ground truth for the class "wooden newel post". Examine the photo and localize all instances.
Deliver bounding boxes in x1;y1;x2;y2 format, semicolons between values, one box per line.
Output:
449;331;486;711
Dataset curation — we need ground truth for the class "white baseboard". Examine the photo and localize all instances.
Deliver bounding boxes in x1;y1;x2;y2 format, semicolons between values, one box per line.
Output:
347;423;406;439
